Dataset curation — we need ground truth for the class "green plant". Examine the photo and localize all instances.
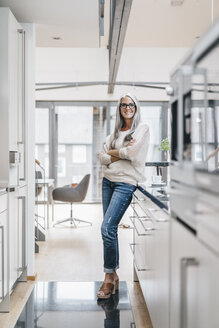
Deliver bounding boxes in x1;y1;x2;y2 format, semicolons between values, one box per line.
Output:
158;138;170;151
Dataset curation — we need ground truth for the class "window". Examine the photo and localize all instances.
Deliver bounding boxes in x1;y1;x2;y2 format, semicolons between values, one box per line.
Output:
35;107;49;178
57;158;66;178
72;145;87;163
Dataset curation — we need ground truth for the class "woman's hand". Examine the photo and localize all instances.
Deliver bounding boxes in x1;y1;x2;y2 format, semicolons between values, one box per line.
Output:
110;156;120;163
108;149;119;157
107;149;120;163
127;139;136;146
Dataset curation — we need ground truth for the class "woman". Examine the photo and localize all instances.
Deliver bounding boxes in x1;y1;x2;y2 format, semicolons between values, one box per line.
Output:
97;93;149;299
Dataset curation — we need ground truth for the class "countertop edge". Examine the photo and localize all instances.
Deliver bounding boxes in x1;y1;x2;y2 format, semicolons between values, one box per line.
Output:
137;185;169;211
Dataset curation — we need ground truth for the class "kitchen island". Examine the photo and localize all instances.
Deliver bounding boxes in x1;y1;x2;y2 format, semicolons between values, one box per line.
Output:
131;184;170;328
131;182;219;328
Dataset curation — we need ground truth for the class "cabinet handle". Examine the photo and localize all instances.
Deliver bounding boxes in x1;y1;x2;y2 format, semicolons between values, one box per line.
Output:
0;226;4;299
137;215;155;232
130;204;151;221
167;187;190;197
129;243;149;272
17;29;25;146
129;217;147;236
143;225;155;231
131;205;155;231
6;187;16;193
180;257;199;328
135;196;145;202
146;207;168;222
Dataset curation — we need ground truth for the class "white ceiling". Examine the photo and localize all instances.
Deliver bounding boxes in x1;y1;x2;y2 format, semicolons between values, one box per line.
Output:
0;0;100;47
0;0;219;48
123;0;219;47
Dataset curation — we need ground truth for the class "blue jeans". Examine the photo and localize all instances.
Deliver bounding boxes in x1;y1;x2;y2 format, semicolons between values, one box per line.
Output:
101;177;136;273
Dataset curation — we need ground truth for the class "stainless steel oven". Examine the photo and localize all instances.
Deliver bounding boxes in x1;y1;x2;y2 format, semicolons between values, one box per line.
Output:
169;19;219;228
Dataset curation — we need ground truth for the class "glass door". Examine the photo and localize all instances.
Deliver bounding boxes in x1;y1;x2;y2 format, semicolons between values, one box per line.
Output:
35;107;49;178
55;105;107;201
56;106;93;195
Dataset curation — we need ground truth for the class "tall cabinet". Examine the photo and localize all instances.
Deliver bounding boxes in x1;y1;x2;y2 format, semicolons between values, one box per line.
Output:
0;8;27;312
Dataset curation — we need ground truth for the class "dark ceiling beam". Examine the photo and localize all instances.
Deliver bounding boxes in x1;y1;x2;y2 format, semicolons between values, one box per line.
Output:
99;0;105;37
108;0;133;94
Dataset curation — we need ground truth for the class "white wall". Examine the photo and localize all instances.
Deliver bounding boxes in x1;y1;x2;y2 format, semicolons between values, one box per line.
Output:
36;47;189;102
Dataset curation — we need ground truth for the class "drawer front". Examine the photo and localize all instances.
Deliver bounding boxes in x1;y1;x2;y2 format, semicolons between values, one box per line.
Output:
134;189;162;215
130;202;154;232
0;211;8;300
132;240;149;272
0;194;7;214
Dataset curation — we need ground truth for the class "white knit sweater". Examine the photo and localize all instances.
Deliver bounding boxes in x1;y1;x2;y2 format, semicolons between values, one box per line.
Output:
99;122;150;186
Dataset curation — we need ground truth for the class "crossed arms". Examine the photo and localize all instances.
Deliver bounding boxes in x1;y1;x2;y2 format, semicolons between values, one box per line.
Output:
99;124;150;166
107;139;136;163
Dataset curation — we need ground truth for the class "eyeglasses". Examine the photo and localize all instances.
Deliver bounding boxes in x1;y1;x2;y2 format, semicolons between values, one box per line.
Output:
120;103;135;109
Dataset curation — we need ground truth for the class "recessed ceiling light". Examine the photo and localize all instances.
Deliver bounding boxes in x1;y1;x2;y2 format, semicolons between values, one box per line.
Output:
52;37;61;40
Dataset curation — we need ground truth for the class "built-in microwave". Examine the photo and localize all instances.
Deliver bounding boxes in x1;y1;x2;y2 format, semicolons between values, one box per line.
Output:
170;22;219;182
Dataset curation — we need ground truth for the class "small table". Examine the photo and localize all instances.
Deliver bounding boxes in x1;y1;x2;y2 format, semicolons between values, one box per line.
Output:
36;178;54;229
145;161;169;176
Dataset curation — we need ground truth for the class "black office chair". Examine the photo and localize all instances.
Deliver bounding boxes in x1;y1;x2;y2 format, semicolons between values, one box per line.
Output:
52;174;92;227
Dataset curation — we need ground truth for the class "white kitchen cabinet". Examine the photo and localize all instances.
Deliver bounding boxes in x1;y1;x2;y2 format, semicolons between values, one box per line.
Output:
170;218;219;328
0;211;7;300
0;7;27;312
153;208;170;328
131;189;170;328
0;8;24;188
9;189;18;290
9;186;27;291
196;242;219;328
17;186;27;282
170;219;199;328
0;192;9;312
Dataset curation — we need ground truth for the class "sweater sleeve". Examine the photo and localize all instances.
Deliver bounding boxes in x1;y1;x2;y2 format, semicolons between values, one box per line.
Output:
119;124;150;164
99;135;112;166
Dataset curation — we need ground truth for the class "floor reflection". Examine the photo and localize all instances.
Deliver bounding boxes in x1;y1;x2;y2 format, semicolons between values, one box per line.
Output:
14;281;135;328
97;293;120;328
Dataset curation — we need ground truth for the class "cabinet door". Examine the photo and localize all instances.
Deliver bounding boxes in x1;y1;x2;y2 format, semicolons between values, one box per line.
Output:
132;191;170;328
153;209;170;328
9;190;18;290
170;219;199;328
17;186;27;280
196;242;219;328
131;198;155;321
17;28;26;182
0;210;8;300
9;13;21;150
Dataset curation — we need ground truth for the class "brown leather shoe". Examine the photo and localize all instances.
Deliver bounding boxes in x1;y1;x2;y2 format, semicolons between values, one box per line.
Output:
115;279;119;291
97;282;116;299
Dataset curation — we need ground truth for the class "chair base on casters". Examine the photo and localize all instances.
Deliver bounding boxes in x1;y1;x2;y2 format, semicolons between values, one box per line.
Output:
53;217;92;228
53;202;92;228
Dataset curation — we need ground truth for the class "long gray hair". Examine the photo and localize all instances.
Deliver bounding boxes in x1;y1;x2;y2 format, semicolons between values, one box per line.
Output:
111;93;141;149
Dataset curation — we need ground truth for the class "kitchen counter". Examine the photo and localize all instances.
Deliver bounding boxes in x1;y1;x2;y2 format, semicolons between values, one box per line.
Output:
137;184;169;211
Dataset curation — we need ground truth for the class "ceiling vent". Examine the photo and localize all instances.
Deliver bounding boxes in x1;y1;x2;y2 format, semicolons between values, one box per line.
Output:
171;0;184;6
